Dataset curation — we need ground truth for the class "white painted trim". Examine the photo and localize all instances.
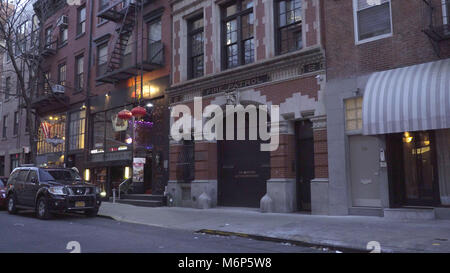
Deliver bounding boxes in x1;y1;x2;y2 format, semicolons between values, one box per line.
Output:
352;0;393;45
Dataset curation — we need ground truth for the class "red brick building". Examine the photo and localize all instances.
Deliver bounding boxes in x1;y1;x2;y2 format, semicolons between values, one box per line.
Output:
323;0;450;218
32;0;171;199
167;0;327;212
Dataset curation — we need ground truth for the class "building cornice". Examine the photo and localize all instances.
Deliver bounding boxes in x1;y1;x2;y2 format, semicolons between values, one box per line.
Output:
167;46;325;99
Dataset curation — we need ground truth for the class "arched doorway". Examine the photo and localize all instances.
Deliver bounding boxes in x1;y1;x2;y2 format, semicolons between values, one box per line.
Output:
217;106;270;207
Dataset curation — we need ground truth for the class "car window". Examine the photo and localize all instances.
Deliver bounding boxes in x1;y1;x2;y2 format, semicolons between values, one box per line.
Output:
39;169;82;184
27;171;38;183
0;179;4;187
17;170;29;182
7;171;20;185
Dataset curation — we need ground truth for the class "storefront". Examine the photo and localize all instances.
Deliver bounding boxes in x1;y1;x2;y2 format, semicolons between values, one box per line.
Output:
325;58;450;217
87;76;170;198
361;59;450;209
36;113;67;167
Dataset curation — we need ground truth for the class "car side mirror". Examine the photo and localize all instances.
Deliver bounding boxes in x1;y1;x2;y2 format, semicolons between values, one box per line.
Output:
31;177;38;184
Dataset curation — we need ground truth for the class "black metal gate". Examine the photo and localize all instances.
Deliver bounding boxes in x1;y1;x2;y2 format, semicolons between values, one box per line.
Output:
176;140;195;183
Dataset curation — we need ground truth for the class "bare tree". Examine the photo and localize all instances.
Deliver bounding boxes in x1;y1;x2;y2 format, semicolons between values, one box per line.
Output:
0;0;57;164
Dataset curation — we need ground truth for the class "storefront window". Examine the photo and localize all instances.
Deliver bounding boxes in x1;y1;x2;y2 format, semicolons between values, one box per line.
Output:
37;114;66;155
69;110;86;151
345;97;363;131
106;108;133;152
91;106;133;155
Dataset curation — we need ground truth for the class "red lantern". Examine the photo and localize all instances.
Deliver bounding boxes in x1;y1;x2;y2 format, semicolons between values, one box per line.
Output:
131;106;147;119
118;109;132;120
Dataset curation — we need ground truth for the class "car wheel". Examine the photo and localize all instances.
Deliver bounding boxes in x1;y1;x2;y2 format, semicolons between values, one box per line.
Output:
7;194;18;214
84;208;98;218
36;197;52;220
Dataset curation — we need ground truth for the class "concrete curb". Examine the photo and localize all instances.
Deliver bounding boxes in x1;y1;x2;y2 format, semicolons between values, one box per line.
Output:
98;212;371;253
196;229;368;253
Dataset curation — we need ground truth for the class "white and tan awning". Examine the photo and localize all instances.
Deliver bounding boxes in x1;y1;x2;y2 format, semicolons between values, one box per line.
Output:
363;58;450;135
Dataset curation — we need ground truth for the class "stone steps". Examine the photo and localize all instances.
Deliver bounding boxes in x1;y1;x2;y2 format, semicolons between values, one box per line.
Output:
384;207;435;220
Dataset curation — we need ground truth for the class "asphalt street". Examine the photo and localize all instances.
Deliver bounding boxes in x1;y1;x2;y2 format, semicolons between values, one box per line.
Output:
0;210;327;253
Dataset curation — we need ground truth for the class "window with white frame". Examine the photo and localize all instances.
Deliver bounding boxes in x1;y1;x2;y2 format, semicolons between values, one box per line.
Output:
443;0;449;25
353;0;392;43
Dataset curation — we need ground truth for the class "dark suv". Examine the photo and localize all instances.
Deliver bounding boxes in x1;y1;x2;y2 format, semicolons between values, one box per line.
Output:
6;167;102;219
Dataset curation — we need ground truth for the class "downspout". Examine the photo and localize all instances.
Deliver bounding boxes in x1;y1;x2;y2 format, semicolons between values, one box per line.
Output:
83;0;95;170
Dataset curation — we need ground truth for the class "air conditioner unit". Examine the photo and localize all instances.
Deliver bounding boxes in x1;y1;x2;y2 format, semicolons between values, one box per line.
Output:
56;15;68;27
52;84;65;94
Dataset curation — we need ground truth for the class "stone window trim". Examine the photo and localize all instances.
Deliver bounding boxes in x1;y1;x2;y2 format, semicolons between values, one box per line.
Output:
352;0;393;45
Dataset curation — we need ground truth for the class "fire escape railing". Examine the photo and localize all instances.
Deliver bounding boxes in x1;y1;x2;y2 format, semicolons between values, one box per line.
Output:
96;0;164;84
423;0;450;56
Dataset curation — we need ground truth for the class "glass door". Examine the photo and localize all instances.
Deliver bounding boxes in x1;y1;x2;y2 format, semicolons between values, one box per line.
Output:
401;131;439;206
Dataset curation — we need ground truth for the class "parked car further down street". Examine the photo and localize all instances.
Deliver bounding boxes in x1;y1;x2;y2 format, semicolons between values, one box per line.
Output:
0;177;8;209
6;167;102;219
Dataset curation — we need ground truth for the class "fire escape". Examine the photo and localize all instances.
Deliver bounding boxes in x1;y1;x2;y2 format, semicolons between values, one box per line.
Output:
423;0;450;57
28;5;70;114
96;0;164;84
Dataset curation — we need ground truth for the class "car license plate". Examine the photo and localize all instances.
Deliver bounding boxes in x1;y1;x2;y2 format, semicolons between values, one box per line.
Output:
75;201;85;207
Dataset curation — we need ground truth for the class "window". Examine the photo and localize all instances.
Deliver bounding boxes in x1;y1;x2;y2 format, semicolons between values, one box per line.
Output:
99;0;109;11
345;97;363;131
222;0;254;69
43;71;51;92
353;0;392;43
69;110;86;150
444;0;450;25
188;16;204;79
77;6;86;35
10;154;19;173
45;27;52;47
91;107;133;156
5;77;11;100
59;26;68;45
148;19;163;64
2;116;7;138
277;0;303;54
75;55;84;91
58;63;66;86
97;44;108;76
37;115;66;155
27;170;38;182
13;111;19;136
0;156;4;177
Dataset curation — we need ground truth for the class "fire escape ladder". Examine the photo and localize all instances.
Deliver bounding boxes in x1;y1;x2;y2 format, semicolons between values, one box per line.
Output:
422;0;450;57
106;3;137;73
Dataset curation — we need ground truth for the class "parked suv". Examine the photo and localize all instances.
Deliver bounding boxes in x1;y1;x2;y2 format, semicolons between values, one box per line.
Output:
6;167;102;219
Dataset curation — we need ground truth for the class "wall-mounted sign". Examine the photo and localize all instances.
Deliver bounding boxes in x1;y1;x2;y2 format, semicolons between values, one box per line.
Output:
133;158;146;183
111;113;129;132
202;75;270;96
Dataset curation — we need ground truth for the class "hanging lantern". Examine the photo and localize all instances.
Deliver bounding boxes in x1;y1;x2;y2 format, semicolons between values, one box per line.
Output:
118;109;132;120
131;106;147;119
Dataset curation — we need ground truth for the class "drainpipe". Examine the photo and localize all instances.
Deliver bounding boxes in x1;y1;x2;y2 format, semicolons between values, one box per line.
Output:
83;0;95;170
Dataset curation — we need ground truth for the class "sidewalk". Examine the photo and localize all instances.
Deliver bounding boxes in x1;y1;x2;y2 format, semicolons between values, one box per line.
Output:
99;202;450;253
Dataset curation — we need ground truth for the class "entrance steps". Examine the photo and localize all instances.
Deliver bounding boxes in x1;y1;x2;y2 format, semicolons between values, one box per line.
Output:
115;194;166;207
383;207;435;220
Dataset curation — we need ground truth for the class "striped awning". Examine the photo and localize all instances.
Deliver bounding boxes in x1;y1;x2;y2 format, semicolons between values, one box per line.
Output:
363;58;450;135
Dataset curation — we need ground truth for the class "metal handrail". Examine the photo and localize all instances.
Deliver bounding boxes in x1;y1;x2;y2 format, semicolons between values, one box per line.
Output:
118;178;130;200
